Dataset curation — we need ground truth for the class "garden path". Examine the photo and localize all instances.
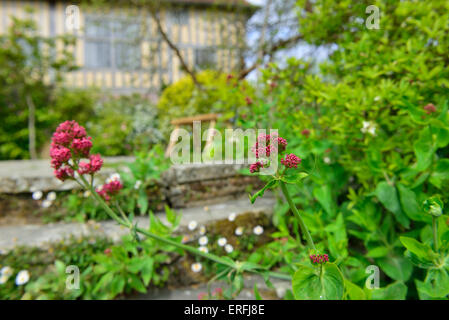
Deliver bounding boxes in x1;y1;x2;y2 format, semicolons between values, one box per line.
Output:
0;196;275;252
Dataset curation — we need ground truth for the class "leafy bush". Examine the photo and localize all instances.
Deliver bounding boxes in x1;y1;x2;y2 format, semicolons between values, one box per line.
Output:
240;0;449;299
87;94;162;156
156;70;255;137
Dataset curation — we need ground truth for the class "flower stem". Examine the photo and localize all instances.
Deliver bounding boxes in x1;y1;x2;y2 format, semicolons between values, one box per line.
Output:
432;216;439;252
279;181;316;251
77;175;291;281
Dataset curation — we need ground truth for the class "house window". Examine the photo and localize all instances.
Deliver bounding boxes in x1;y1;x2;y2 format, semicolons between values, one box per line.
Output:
84;15;141;70
194;48;216;70
168;8;189;26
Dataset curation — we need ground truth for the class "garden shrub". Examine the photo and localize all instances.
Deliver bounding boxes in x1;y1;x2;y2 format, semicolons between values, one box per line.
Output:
156;70;255;137
240;0;449;299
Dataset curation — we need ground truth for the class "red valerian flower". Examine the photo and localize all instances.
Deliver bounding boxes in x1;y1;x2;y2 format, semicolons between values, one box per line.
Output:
96;180;123;201
78;154;103;175
50;145;72;169
54;166;74;181
281;153;301;169
249;161;264;173
424;103;437;114
251;133;287;158
301;129;310;137
309;254;329;264
71;137;93;157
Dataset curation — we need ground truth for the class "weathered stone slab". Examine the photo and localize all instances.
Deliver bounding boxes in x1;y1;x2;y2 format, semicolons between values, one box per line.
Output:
0;157;134;193
0;196;275;252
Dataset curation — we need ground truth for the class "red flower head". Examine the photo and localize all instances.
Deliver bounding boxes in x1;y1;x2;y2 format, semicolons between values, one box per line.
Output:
249;161;264;173
309;254;329;264
301;129;310;137
281;154;301;169
245;96;253;105
78;154;103;175
198;292;208;300
96;180;123;201
54;166;74;181
251;133;287;158
104;248;112;255
424;103;437;115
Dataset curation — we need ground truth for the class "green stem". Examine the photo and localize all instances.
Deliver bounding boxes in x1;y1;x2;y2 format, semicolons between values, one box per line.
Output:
432;217;439;252
76;175;292;281
279;181;316;251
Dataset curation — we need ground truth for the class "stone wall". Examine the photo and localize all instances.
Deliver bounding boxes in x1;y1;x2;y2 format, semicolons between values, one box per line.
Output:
0;159;263;209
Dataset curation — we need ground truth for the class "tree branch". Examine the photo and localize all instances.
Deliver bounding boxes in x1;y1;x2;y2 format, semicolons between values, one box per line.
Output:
238;33;303;79
148;5;201;87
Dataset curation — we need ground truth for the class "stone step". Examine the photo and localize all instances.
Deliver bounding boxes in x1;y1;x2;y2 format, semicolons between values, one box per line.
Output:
127;274;290;300
0;196;275;252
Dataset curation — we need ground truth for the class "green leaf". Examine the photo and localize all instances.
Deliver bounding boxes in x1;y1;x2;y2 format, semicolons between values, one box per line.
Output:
414;127;434;171
417;268;449;298
313;184;335;217
371;282;407;300
400;236;439;267
138;189;148;215
344;280;366;300
429;159;449;189
397;183;429;222
366;247;390;258
292;263;344;300
281;172;308;184
377;256;413;282
253;283;263;300
249;179;277;204
374;181;410;228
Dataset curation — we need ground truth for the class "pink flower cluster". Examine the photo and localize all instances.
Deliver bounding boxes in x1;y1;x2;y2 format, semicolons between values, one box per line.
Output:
249;161;264;173
424;103;436;115
96;181;123;201
281;154;301;169
50;120;103;181
78;154;103;175
310;254;329;264
251;133;287;158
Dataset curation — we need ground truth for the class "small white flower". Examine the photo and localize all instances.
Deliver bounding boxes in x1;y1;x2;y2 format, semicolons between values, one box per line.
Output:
191;263;202;273
253;225;264;235
0;274;9;284
83;190;91;198
217;237;227;247
323;157;331;164
198;246;208;253
32;191;43;200
134;180;142;189
46;191;57;201
225;244;233;253
374;96;381;101
235;227;244;236
199;226;206;235
15;270;30;286
41;200;52;208
198;236;208;246
228;212;236;222
1;266;13;277
188;220;198;231
110;173;121;182
361;121;377;136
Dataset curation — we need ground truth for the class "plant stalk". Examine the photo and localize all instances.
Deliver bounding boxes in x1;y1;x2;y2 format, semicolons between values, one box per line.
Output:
432;216;439;252
279;181;316;251
77;175;291;281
